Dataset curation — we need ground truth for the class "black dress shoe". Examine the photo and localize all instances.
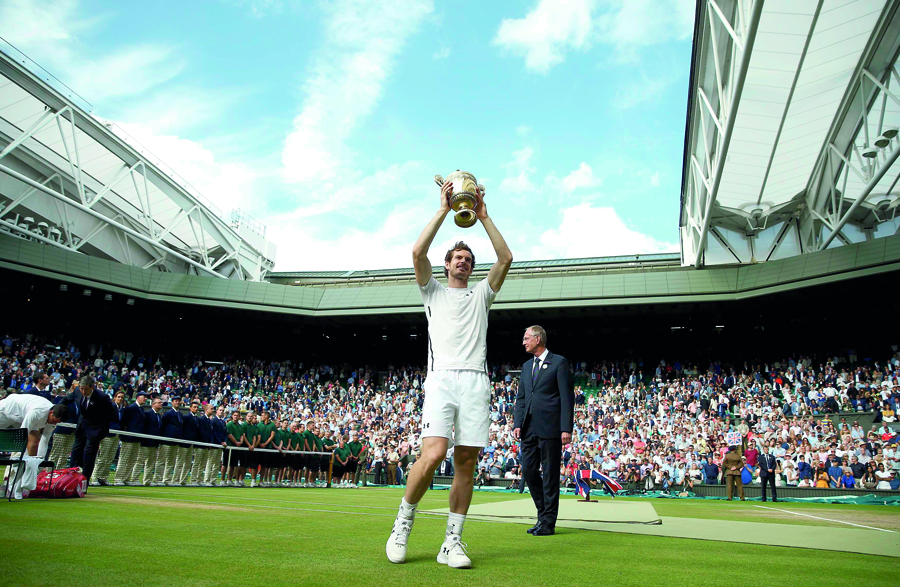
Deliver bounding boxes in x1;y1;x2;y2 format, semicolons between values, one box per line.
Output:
526;523;541;534
533;526;555;536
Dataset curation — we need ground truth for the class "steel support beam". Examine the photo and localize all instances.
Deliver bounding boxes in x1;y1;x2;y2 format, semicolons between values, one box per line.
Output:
0;163;226;278
819;144;900;250
693;0;765;268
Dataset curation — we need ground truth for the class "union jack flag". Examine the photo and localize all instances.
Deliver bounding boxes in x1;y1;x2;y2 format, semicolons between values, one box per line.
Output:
574;469;622;499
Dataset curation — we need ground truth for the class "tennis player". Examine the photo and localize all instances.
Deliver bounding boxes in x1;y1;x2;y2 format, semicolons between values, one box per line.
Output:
386;180;512;568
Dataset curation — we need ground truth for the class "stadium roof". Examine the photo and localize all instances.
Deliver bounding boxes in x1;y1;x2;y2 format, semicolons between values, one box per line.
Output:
267;253;682;282
681;0;900;268
0;41;275;281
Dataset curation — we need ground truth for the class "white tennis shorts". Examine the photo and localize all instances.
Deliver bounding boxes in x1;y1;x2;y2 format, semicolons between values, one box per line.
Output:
421;370;491;448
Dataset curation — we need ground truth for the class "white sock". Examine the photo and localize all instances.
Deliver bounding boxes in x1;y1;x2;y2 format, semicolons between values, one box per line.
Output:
447;513;465;537
399;497;418;519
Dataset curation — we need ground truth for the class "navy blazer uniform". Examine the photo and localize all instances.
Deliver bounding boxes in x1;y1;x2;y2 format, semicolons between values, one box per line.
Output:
120;402;145;443
198;413;213;444
211;416;227;445
142;410;163;448
160;408;183;446
181;411;200;448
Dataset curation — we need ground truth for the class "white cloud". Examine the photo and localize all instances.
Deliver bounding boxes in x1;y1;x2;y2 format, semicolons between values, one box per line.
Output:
432;46;451;60
536;204;677;258
613;72;678;109
0;0;184;103
499;147;537;193
650;171;660;187
109;121;259;216
115;86;245;134
493;0;695;72
515;125;532;137
597;0;695;63
229;0;283;18
492;0;594;74
560;162;601;192
281;0;434;184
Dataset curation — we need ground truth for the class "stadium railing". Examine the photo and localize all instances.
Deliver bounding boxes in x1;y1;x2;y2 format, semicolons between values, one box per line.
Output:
46;423;337;487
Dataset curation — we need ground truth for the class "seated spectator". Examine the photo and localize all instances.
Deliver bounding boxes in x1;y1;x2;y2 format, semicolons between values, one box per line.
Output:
815;466;830;488
839;468;856;489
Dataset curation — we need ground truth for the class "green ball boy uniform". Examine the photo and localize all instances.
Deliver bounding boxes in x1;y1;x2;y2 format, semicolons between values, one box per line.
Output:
347;440;364;474
258;421;276;467
293;430;306;470
319;435;332;472
333;445;351;477
226;420;245;467
273;428;286;468
243;421;259;468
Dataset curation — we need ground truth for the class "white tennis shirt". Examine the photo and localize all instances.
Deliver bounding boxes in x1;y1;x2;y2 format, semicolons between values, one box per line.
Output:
419;276;496;372
0;393;53;431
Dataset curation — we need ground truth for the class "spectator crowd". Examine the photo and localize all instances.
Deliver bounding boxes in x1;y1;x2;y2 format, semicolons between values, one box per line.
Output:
1;332;898;493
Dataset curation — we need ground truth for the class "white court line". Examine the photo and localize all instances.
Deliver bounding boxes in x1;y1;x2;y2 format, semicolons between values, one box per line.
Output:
102;492;408;518
97;487;409;511
95;487;453;510
751;505;897;533
96;491;530;525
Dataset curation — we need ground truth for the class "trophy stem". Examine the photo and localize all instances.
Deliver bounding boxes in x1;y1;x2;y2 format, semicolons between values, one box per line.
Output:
454;209;477;228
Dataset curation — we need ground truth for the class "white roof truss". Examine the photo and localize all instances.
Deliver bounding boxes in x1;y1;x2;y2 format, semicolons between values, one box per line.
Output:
681;0;900;267
0;49;273;280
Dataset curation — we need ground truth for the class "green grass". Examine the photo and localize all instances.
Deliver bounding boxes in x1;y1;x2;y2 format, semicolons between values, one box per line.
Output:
1;487;898;587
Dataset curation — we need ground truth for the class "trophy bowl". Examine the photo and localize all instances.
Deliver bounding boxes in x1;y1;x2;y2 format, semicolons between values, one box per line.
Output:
434;170;483;228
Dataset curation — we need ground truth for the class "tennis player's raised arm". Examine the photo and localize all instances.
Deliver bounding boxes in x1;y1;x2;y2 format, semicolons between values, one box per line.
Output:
412;181;452;287
475;190;513;293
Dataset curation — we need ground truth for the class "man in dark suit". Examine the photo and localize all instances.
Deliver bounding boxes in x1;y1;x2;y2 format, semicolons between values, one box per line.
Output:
140;397;164;486
514;325;574;536
194;404;213;486
211;405;228;486
177;400;200;485
90;389;125;485
27;371;52;401
115;391;147;485
66;375;117;479
758;445;778;502
157;397;183;485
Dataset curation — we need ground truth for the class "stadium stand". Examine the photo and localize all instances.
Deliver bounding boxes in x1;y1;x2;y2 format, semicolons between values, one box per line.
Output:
1;331;897;494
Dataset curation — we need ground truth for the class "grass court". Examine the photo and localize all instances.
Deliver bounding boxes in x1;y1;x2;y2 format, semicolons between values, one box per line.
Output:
1;486;899;587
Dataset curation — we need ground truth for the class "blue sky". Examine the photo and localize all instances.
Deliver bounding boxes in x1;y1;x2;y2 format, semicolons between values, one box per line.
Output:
1;0;695;271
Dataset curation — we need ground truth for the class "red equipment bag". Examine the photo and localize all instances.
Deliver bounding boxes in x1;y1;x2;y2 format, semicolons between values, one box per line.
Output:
27;467;88;498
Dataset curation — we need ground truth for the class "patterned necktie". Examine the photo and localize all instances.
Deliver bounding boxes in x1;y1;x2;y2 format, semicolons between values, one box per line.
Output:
532;358;541;383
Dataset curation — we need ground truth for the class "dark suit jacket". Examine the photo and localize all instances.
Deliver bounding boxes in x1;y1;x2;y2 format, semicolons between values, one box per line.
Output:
65;389;116;439
142;409;163;448
198;414;213;443
109;403;125;432
513;351;574;438
160;408;183;444
211;416;227;445
181;412;200;447
53;396;78;435
758;453;777;477
120;402;145;442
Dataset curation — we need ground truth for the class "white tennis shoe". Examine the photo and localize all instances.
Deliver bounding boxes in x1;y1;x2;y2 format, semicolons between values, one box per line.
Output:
437;534;471;569
386;516;414;564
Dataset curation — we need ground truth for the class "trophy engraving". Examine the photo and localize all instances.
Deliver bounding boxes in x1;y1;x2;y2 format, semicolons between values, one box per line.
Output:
434;170;483;228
